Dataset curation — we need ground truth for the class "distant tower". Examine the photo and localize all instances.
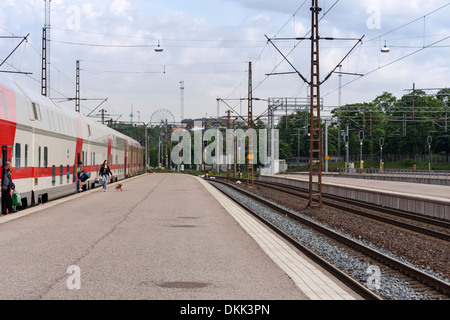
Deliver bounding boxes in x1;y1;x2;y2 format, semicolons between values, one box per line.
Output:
41;0;51;97
180;81;185;122
130;104;134;125
216;97;220;119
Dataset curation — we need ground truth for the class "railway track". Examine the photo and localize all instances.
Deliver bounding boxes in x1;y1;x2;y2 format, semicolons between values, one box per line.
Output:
214;177;450;242
208;178;450;300
257;180;450;242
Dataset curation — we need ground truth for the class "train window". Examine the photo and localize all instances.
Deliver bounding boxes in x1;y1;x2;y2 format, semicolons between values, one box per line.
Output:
1;90;8;119
24;144;28;169
93;152;96;167
60;165;63;185
73;165;76;183
115;155;118;168
67;165;70;183
31;102;42;121
38;146;41;169
82;152;84;166
15;143;20;169
44;147;48;169
52;166;55;186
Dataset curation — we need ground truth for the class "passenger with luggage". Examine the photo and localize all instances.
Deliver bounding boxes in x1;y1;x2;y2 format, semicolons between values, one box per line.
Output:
1;161;15;215
99;160;113;192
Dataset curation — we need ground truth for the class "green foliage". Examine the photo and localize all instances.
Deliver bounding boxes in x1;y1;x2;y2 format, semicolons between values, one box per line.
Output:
276;90;450;160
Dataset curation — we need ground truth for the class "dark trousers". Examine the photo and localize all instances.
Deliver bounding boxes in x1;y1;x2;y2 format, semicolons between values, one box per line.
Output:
1;189;12;215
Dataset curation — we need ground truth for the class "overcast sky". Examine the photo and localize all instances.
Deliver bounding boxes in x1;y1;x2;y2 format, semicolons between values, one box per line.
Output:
1;0;450;124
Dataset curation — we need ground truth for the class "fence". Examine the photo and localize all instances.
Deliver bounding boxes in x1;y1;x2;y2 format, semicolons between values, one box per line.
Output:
338;168;450;186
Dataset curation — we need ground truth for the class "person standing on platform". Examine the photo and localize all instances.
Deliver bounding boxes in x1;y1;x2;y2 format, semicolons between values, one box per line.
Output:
1;161;14;215
99;160;113;192
76;161;84;193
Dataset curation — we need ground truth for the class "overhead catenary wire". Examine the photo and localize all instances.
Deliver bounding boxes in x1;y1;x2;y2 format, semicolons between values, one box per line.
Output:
324;34;450;99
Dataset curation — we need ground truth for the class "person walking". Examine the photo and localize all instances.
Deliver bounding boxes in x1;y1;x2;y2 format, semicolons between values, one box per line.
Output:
1;161;14;215
99;160;113;192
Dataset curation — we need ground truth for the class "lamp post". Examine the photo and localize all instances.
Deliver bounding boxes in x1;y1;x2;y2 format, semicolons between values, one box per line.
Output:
379;137;384;173
444;97;448;133
359;130;364;170
428;136;432;172
345;123;349;173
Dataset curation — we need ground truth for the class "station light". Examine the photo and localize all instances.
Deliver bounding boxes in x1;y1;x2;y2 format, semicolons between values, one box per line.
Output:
154;40;164;53
307;125;311;137
381;40;390;53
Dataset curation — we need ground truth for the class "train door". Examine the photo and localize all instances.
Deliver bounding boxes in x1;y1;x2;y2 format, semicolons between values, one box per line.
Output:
1;146;5;214
1;145;6;167
124;154;127;179
123;140;127;179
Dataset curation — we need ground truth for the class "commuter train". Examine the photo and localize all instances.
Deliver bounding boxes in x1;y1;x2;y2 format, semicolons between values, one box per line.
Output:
0;79;144;212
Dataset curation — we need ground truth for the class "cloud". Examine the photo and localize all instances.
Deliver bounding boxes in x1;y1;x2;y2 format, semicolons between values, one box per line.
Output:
109;0;131;16
2;0;450;122
81;3;103;20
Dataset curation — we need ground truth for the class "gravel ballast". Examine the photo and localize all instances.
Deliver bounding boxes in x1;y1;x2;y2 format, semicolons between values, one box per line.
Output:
211;181;449;300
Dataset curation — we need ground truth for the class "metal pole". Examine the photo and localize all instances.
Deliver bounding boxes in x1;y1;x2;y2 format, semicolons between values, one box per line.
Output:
144;123;148;173
158;136;161;168
226;110;231;180
345;122;349;172
337;65;342;168
325;120;329;173
308;0;323;207
165;119;168;172
380;146;383;173
180;81;185;122
428;136;432;172
360;141;363;170
247;61;254;186
75;60;80;113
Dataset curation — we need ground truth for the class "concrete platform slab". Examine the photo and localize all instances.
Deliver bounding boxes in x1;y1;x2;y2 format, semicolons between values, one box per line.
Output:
261;174;450;220
0;173;320;300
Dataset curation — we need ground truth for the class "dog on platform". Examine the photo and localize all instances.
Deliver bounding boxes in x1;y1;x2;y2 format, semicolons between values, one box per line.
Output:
115;183;123;191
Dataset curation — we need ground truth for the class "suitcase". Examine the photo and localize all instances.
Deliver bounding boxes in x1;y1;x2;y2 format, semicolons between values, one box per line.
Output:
80;172;90;182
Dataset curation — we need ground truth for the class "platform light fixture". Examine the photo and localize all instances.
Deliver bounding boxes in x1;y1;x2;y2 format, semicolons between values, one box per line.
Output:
381;40;390;53
154;39;163;53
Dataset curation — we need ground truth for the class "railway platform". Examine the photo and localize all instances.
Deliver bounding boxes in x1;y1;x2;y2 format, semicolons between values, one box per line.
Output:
260;174;450;220
0;173;360;300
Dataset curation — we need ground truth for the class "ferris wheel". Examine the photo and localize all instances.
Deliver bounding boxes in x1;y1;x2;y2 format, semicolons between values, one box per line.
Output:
150;109;175;127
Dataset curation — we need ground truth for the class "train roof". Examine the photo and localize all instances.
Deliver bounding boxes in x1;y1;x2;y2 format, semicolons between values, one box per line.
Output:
1;78;141;148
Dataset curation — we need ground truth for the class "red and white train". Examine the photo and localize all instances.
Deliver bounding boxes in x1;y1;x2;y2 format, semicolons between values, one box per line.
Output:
0;79;144;211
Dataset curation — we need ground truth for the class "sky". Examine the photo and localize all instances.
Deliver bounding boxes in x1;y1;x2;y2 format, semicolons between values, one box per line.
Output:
1;0;450;125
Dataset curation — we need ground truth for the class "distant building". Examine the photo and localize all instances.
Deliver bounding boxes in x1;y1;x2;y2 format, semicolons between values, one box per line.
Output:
182;117;246;128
